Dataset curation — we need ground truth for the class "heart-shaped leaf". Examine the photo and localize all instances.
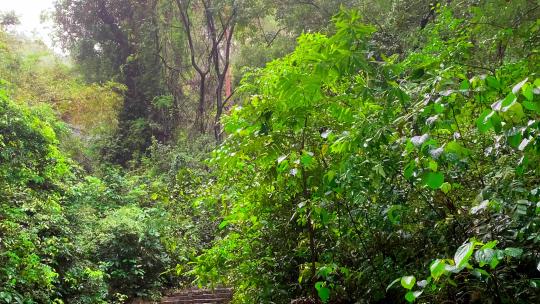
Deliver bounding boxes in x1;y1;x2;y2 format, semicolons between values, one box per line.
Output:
401;275;416;290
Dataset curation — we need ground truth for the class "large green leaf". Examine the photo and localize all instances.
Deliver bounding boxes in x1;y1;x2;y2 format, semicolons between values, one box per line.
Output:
454;242;474;268
476;109;493;133
315;282;330;303
423;172;444;190
504;247;523;258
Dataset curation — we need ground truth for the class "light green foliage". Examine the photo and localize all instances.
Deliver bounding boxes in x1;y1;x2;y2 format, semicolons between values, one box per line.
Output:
0;85;71;303
391;239;528;303
0;30;125;170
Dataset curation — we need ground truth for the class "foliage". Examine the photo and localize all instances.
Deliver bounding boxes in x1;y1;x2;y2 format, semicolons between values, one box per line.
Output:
192;5;540;304
0;30;125;170
0;84;71;303
0;83;214;302
389;240;534;303
2;1;540;303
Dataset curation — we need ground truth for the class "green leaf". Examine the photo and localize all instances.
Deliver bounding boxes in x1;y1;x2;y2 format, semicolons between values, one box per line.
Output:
523;83;534;101
315;282;330;303
508;132;523;149
471;268;489;279
476;110;493;133
401;275;416;290
300;152;314;167
454;242;474;268
486;76;500;89
475;248;495;267
317;265;333;278
445;141;466;156
218;220;229;229
318;287;330;302
505;102;525;120
404;161;416;179
460;79;470;90
489;250;504;269
428;159;438;172
387;205;404;224
512;78;528;94
504;247;523;258
434;102;445;113
374;163;386;177
440;182;451;194
489;111;502;133
325;170;336;183
523;100;540;113
480;240;498;250
500;93;517;112
405;290;422;303
430;259;446;280
502;93;517;110
423;172;444;190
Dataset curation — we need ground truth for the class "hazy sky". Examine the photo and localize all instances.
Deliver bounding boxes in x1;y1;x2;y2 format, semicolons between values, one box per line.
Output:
1;0;56;48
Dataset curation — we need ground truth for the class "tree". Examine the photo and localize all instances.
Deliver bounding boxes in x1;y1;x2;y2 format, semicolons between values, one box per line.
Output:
0;11;20;29
54;0;165;165
171;0;237;141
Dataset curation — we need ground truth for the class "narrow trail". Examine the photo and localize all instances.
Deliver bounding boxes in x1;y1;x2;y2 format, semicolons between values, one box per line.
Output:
134;288;233;304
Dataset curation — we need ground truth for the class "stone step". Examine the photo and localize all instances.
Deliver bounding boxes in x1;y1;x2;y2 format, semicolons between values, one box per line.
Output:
160;288;233;304
166;292;228;296
161;298;230;304
164;296;230;300
163;295;231;300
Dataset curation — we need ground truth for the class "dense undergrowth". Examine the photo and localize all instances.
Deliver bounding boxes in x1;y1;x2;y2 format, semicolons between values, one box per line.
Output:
0;85;217;303
192;9;540;303
1;1;540;303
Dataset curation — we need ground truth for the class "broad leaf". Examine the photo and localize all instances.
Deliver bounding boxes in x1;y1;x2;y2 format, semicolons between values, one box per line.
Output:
423;172;444;190
454;242;474;268
504;247;523;258
315;282;330;303
512;78;528;94
405;290;423;303
401;275;416;290
430;259;446;280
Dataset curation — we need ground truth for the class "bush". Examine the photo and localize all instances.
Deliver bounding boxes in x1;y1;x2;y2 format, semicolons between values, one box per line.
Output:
0;84;71;303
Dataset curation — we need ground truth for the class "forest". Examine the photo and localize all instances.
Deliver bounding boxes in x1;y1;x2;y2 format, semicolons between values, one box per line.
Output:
0;0;539;303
